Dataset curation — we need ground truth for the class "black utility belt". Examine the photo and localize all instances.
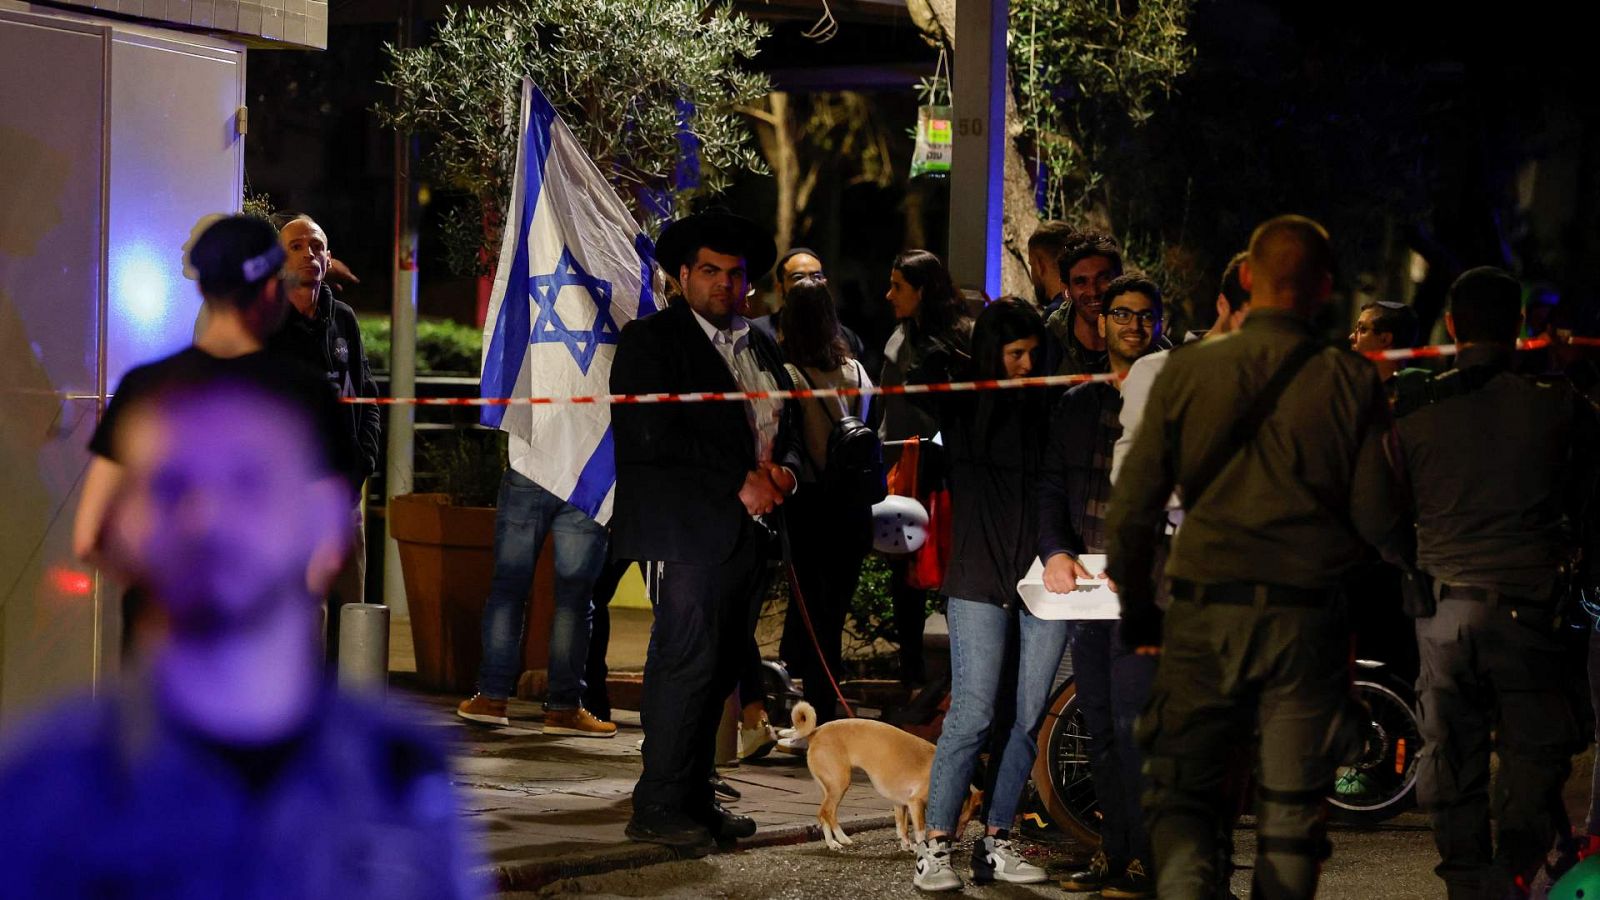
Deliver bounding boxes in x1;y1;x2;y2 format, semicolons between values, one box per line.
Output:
1171;580;1333;608
1435;583;1545;608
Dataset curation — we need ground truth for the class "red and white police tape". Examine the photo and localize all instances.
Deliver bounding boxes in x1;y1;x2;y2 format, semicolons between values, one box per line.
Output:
344;371;1119;407
343;334;1600;407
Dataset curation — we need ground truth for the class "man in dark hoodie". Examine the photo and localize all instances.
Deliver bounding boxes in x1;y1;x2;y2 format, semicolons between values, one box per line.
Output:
269;214;381;657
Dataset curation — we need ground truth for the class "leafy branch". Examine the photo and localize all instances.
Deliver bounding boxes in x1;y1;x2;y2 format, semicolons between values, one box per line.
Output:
377;0;772;277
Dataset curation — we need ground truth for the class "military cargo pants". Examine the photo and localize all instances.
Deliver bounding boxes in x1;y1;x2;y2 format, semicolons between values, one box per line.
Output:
1416;596;1575;900
1137;588;1357;900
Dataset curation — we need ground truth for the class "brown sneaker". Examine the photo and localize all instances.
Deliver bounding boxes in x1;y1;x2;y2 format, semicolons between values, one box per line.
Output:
543;706;617;738
457;694;509;726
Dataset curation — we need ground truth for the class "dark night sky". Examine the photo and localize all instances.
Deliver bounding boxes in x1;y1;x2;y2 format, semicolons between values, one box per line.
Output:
244;0;1600;336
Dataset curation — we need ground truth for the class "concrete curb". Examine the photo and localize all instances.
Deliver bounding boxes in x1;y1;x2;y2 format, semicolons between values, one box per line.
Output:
489;815;898;892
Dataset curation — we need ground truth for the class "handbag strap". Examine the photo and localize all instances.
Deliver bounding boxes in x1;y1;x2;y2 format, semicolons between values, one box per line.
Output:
789;364;844;427
786;364;833;477
1181;338;1324;509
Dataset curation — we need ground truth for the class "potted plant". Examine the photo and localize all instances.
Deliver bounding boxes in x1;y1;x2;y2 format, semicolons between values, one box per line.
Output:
389;425;557;693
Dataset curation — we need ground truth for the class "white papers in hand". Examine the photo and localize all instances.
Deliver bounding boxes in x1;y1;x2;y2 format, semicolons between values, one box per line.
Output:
1017;555;1120;620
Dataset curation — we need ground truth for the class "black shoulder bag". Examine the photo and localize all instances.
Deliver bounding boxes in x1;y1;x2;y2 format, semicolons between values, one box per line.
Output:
793;363;888;507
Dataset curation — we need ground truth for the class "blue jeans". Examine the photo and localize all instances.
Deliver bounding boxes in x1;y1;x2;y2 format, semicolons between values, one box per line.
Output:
1072;621;1158;865
477;470;608;708
926;598;1071;833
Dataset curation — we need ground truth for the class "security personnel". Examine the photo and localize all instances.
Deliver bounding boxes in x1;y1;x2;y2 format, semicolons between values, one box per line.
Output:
1107;215;1410;900
1394;267;1599;900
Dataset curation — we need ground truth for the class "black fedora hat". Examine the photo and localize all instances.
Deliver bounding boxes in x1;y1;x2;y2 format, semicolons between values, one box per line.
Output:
654;209;777;281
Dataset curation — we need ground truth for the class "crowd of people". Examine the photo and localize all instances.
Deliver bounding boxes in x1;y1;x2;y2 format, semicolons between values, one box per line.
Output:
595;209;1600;900
2;204;1597;900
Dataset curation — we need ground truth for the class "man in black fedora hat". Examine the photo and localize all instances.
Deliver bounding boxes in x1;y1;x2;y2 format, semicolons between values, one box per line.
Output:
611;210;803;853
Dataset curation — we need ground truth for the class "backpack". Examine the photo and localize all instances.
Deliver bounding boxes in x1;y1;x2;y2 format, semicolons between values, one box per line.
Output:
791;362;888;508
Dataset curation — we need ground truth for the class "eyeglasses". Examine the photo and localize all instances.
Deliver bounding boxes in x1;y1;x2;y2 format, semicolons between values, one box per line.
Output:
1374;300;1407;310
1106;307;1158;325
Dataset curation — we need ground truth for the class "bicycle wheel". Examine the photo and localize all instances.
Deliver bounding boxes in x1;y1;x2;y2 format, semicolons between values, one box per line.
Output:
1030;678;1102;845
1327;675;1422;825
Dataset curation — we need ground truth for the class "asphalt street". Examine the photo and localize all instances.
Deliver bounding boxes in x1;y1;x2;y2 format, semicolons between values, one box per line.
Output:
513;813;1444;898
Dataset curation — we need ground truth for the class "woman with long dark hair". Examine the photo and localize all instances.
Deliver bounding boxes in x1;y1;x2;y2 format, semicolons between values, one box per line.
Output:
878;250;973;687
908;299;1067;892
775;281;875;735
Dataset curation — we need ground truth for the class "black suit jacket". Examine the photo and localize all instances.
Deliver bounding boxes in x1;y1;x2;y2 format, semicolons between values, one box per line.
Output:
610;301;804;565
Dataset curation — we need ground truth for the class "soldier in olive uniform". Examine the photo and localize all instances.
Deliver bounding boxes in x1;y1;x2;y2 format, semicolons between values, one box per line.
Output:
1107;215;1410;900
1394;267;1600;900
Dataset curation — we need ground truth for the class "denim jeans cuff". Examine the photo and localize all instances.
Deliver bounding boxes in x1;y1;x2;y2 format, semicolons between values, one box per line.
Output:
543;701;578;712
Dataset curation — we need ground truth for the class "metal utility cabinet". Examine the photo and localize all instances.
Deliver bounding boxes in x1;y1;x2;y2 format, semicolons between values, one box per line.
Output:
0;0;320;726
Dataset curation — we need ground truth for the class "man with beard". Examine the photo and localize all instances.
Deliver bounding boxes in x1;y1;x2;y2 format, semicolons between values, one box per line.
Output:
1;357;481;898
1111;251;1251;483
610;211;803;854
1041;275;1165;899
1044;232;1122;376
1028;220;1076;317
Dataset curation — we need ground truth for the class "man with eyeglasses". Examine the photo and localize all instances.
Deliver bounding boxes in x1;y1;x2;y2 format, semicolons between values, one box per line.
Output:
750;247;869;369
1040;273;1165;899
1111;252;1251;485
1344;298;1428;702
1350;300;1428;410
1350;300;1420;377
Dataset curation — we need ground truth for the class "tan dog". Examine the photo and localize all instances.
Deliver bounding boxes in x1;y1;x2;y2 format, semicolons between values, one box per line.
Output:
791;701;981;851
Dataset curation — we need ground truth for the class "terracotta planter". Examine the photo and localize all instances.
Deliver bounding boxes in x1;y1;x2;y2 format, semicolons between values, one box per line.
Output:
389;493;554;694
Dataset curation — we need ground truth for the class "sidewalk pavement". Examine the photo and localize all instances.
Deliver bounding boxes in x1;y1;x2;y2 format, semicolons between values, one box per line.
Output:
404;688;894;892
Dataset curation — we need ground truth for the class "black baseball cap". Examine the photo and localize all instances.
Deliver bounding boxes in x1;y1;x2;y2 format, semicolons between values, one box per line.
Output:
185;214;286;297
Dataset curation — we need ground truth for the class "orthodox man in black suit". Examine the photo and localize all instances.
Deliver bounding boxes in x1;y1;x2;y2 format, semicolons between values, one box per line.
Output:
612;212;804;854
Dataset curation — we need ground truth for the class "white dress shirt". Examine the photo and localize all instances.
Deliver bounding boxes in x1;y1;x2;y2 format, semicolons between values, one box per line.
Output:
690;308;783;465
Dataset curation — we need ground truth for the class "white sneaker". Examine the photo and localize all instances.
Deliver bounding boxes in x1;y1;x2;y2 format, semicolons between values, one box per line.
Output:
776;734;809;754
914;838;963;892
971;834;1048;885
739;723;777;760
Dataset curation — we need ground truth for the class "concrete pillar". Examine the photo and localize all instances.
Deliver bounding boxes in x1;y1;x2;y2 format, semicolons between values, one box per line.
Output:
947;0;1009;299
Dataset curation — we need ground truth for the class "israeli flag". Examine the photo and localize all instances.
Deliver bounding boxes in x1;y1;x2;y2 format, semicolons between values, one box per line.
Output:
480;78;658;525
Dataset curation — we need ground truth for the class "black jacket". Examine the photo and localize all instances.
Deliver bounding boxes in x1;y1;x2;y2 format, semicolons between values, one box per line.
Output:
266;284;381;488
609;301;804;566
1038;381;1122;562
912;350;1051;609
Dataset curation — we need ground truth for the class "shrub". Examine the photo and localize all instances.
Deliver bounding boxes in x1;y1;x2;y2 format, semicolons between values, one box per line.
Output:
358;314;483;375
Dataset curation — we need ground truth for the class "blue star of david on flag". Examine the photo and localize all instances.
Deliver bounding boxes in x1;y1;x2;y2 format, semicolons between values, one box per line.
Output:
479;79;658;525
529;247;620;376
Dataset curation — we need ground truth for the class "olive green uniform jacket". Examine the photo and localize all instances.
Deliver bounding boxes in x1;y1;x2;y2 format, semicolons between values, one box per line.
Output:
1106;307;1411;610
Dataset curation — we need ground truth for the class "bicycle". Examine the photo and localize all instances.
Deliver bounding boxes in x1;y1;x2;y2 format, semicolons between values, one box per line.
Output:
1030;656;1423;843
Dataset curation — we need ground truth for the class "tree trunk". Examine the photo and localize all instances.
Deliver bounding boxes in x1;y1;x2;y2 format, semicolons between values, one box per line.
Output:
746;93;800;256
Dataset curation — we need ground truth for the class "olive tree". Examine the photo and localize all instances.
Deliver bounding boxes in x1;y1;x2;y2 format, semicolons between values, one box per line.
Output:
907;0;1193;296
378;0;771;276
